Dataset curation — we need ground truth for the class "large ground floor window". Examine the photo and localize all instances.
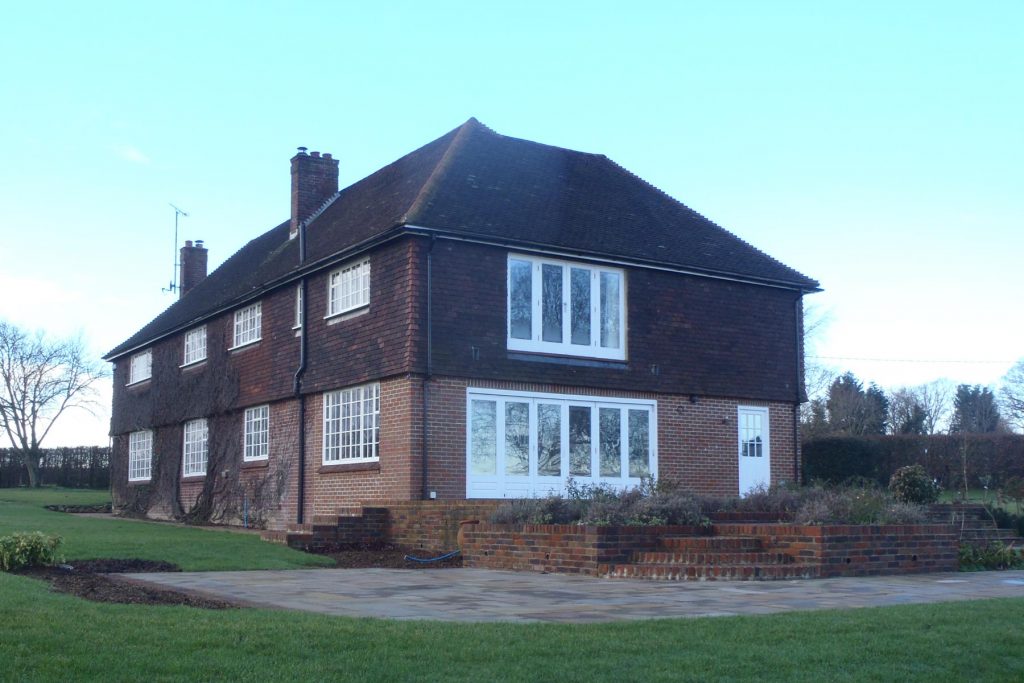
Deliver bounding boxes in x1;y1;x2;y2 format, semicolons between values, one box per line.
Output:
466;388;657;498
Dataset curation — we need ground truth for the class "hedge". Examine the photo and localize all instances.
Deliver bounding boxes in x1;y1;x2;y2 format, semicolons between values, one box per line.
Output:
802;434;1024;490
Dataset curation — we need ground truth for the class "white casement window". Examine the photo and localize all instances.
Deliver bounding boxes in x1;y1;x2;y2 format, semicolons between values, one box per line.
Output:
466;388;656;498
323;383;380;464
232;302;262;348
182;418;209;477
128;430;153;482
243;405;270;461
327;258;370;317
507;254;626;361
128;349;152;385
182;326;207;366
294;285;303;329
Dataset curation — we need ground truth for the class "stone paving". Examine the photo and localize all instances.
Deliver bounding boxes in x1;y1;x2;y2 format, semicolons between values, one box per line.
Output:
120;568;1024;623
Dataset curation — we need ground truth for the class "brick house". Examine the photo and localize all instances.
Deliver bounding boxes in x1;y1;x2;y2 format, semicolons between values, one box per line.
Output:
104;118;819;532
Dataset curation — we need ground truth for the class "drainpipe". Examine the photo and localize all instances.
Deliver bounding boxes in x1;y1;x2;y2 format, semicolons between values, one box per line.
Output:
294;221;309;524
794;293;803;484
421;235;437;500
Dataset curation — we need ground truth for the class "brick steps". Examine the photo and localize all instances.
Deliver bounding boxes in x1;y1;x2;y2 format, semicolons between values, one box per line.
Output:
600;562;817;581
634;550;795;566
926;503;1023;547
658;536;763;552
599;533;804;581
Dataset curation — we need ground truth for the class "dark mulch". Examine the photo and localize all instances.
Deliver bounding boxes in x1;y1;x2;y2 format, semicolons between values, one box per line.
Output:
315;542;463;569
14;559;237;609
44;503;113;513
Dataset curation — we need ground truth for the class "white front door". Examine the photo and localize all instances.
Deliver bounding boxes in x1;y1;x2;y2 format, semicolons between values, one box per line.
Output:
737;406;770;495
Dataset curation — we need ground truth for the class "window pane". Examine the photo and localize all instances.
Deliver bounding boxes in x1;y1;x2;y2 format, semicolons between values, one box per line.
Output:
541;264;562;343
470;400;497;475
628;409;650;477
505;402;529;475
509;260;532;340
599;407;621;476
537;404;561;476
570;268;591;345
568;406;591;476
600;272;621;349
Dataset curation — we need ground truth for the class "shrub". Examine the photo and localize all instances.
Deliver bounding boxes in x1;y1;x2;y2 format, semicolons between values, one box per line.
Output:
987;506;1024;537
793;487;926;525
959;542;1024;571
0;531;64;571
888;465;941;504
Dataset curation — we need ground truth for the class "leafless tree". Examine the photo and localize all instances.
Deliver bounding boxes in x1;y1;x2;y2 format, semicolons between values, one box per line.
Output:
0;321;107;487
800;302;836;427
1001;359;1024;432
912;379;954;434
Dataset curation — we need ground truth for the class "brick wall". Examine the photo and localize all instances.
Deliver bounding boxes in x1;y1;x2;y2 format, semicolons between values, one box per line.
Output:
712;523;959;576
461;524;706;575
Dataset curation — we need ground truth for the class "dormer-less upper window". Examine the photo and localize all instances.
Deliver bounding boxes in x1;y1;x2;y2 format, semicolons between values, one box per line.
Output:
507;254;625;361
128;349;152;384
232;302;261;348
294;285;303;329
327;258;370;318
182;326;207;366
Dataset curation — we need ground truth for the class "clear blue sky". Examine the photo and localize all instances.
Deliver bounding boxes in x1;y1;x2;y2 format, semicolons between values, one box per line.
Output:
1;1;1021;445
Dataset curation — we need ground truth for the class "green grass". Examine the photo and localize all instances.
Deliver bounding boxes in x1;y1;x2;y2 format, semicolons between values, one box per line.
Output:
2;571;1022;682
0;487;331;571
939;488;1022;514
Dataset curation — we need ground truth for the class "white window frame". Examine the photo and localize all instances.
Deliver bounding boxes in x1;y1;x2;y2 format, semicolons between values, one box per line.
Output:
182;418;209;477
243;405;270;462
181;326;207;367
128;430;153;482
465;387;656;499
293;285;303;330
232;302;262;349
128;349;152;385
322;383;380;465
506;254;626;361
326;258;371;318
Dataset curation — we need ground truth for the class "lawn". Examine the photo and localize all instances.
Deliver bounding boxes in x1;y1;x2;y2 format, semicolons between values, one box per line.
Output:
0;487;332;571
2;571;1023;682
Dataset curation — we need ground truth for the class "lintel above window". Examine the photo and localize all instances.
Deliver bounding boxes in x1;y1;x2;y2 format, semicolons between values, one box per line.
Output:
507;254;625;361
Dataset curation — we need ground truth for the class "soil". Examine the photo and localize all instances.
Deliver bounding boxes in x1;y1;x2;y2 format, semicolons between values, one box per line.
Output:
44;503;113;514
316;543;463;570
15;559;238;609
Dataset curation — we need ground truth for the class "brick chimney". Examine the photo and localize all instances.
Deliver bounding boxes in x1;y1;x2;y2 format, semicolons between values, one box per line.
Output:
179;240;208;299
290;147;339;238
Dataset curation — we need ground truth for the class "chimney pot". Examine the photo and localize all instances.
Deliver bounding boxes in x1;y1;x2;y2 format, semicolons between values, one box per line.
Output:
185;240;193;248
297;146;308;154
310;151;320;158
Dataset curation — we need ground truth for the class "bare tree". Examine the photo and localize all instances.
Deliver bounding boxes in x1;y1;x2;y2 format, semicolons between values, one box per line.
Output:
912;379;954;434
1001;359;1024;432
0;321;107;487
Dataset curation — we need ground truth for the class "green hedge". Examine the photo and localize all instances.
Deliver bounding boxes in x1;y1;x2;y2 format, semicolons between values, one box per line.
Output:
802;434;1024;489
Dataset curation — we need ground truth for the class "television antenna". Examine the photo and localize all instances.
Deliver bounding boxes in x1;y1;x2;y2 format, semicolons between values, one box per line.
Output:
162;203;189;293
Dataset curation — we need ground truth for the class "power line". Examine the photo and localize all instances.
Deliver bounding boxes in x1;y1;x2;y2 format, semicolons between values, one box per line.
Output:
809;355;1014;365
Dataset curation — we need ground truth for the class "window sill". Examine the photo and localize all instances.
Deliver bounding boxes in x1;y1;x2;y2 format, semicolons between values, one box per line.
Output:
324;305;368;324
181;474;206;482
240;459;269;470
179;359;206;370
507;340;625;362
127;478;151;486
125;378;151;388
506;351;628;369
319;461;380;474
228;338;261;352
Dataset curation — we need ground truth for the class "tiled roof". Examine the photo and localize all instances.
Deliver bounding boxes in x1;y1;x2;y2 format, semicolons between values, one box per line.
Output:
105;118;818;360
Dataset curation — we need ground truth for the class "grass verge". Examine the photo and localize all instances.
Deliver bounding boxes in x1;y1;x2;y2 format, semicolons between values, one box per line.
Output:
2;571;1023;682
0;487;331;571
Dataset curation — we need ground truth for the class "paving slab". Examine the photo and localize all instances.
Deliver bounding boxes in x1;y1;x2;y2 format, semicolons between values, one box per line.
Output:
120;568;1024;623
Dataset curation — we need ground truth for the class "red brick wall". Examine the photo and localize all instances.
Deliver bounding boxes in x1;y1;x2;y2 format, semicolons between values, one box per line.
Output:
712;523;959;576
462;524;706;575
